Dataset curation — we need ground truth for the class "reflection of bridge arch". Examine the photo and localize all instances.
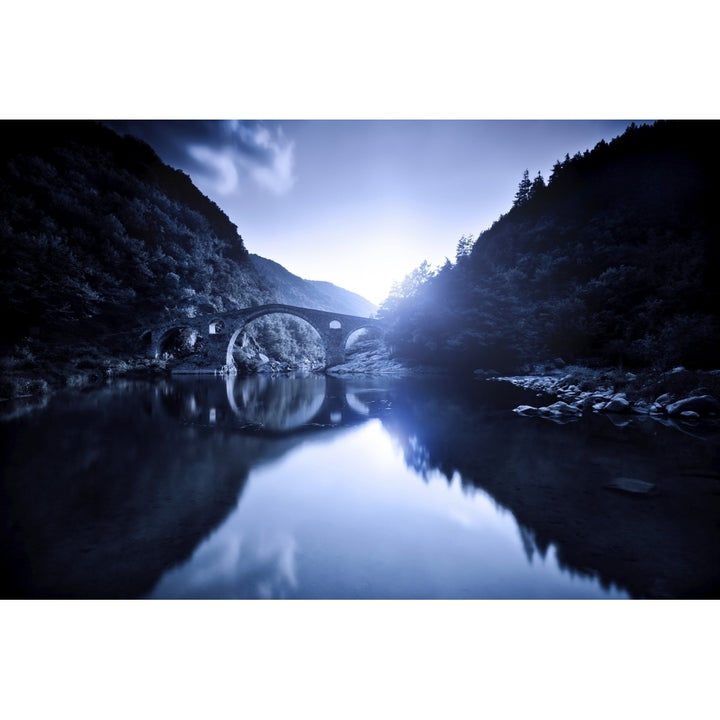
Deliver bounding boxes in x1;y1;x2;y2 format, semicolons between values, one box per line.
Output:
225;373;327;431
224;374;387;433
154;375;392;435
144;303;383;373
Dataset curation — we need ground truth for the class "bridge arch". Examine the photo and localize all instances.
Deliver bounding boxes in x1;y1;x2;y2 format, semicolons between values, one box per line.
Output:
225;307;327;369
345;323;382;346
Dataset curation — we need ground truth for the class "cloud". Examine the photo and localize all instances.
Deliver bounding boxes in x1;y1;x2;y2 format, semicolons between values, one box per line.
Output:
106;119;296;197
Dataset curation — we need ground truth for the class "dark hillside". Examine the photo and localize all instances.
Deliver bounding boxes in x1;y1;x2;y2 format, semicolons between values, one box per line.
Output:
0;121;253;344
380;121;720;372
0;121;375;393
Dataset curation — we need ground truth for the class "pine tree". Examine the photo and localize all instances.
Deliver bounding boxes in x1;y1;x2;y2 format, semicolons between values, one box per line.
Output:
513;169;532;207
529;171;545;199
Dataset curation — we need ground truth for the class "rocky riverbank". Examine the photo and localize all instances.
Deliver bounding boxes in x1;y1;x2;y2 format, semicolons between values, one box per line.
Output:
0;334;411;404
327;336;414;376
479;363;720;426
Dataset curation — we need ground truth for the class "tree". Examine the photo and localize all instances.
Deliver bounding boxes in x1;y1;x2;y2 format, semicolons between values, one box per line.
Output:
513;169;532;207
529;171;546;199
455;234;474;261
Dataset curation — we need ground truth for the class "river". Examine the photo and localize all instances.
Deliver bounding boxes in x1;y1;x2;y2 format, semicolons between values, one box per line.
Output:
2;373;718;599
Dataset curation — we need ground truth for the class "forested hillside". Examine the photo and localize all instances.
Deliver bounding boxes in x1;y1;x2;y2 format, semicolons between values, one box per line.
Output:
380;121;720;372
249;254;376;317
0;121;375;392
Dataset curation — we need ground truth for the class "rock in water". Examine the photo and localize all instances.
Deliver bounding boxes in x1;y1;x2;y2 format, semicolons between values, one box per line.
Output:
604;477;657;495
666;395;720;416
604;395;630;413
540;401;583;417
680;410;700;420
513;405;541;416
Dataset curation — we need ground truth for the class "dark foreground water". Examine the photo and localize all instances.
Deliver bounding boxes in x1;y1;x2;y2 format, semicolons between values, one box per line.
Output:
2;373;719;599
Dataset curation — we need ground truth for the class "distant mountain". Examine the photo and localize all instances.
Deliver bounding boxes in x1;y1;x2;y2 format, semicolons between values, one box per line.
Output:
380;120;720;372
0;120;376;390
249;254;376;317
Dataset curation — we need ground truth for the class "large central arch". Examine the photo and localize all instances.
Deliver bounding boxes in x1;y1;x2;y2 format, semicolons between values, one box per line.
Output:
226;309;325;370
222;305;380;371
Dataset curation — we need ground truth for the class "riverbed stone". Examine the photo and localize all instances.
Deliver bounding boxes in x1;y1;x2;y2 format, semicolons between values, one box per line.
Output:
654;393;674;407
604;477;657;495
630;400;652;414
666;394;720;416
513;405;541;416
604;396;630;413
540;401;583;417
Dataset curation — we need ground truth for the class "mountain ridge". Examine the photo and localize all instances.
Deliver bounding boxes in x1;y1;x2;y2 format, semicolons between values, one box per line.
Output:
248;254;376;317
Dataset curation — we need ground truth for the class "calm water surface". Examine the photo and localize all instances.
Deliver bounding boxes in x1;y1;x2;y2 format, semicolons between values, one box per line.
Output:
2;374;719;598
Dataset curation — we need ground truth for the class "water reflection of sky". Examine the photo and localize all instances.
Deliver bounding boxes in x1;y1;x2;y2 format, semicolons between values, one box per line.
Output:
149;420;628;599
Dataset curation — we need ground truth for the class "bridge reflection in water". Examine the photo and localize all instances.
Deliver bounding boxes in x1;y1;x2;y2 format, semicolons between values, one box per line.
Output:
156;373;393;434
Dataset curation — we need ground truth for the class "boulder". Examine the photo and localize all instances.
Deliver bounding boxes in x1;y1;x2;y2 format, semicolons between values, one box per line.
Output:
539;401;583;417
654;393;674;407
604;396;630;413
666;395;720;417
630;400;652;415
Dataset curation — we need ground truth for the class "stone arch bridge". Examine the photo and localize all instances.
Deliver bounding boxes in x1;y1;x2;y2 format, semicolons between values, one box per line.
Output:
141;303;384;373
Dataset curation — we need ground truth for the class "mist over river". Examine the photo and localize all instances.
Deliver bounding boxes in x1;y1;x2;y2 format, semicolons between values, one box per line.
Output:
2;374;718;599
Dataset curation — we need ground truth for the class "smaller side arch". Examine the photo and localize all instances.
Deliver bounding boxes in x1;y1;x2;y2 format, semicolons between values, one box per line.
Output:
140;330;154;357
158;325;201;359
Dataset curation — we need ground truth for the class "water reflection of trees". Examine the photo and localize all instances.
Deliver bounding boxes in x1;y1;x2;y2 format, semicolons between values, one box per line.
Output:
0;383;253;598
381;377;720;599
0;376;395;597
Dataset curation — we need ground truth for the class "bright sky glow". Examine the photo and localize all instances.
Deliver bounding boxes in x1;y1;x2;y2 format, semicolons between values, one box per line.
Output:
107;119;642;306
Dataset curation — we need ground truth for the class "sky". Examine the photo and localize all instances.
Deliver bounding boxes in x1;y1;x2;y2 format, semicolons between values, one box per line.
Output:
106;120;640;306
